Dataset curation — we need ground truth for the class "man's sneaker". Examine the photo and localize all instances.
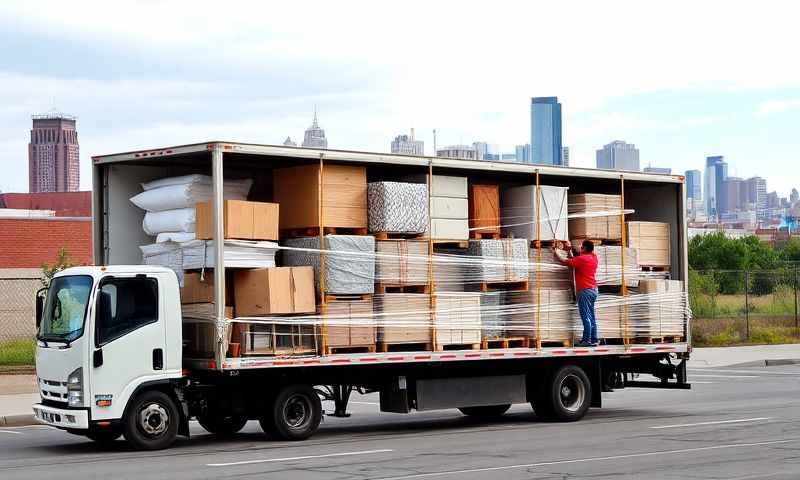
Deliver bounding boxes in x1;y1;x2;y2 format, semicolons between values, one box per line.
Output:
577;340;593;347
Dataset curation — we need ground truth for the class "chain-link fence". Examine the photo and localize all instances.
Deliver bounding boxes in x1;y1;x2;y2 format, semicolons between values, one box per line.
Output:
0;270;41;366
690;268;800;345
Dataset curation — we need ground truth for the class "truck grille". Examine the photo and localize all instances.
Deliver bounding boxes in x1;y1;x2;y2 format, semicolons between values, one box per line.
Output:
39;378;68;403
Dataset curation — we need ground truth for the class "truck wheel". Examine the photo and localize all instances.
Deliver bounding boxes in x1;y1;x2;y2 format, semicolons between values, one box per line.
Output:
123;390;179;450
458;404;511;417
197;413;249;435
262;385;321;441
85;430;122;443
537;365;591;422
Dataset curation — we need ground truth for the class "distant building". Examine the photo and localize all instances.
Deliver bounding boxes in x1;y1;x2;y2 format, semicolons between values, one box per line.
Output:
644;166;671;174
685;170;702;202
722;177;746;213
515;144;531;164
0;191;91;217
501;153;517;162
704;155;728;221
745;176;767;219
29;113;80;193
530;97;563;165
283;136;297;147
301;110;328;149
561;146;570;167
391;129;424;156
436;145;477;160
472;142;488;160
596;141;640;171
0;215;92;268
790;188;799;205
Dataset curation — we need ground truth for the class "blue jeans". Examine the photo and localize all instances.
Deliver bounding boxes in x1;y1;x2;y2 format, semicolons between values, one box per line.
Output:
577;288;598;344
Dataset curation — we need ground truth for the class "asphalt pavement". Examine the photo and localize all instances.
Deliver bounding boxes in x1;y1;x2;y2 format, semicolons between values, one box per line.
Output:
1;363;798;479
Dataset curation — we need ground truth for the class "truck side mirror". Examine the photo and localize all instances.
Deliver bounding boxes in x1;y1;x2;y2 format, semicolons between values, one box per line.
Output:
35;288;47;330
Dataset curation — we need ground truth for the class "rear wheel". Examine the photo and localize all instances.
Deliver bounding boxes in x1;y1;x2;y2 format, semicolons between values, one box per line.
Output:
458;404;511;417
197;413;248;435
261;385;321;441
123;390;179;450
534;365;591;422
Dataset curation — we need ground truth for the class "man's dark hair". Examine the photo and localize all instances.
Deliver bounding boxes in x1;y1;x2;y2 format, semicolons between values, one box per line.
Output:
582;240;595;253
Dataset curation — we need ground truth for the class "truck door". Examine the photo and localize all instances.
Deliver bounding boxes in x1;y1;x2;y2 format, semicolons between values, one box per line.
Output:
90;275;166;421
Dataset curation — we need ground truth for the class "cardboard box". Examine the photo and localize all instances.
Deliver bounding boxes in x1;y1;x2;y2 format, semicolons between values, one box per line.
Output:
273;164;367;230
469;184;500;235
627;221;670;267
375;239;430;285
568;194;622;240
180;272;233;305
196;200;279;241
234;267;316;316
375;293;432;344
322;297;376;348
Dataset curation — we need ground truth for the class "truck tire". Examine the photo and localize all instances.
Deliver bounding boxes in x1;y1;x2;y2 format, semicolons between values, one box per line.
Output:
123;390;179;450
536;365;591;422
85;430;122;443
458;404;511;417
262;385;321;441
197;413;249;435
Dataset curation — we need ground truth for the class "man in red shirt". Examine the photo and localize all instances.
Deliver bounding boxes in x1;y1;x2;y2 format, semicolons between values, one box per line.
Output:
553;240;599;347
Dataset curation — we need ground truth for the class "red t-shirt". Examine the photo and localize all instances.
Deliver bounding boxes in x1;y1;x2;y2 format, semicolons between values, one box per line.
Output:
564;253;598;291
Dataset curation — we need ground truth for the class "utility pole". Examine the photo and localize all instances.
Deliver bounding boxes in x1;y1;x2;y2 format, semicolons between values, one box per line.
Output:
744;270;750;340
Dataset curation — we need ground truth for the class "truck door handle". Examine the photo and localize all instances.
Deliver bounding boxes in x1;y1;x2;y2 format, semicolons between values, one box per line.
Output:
93;349;104;368
152;348;164;370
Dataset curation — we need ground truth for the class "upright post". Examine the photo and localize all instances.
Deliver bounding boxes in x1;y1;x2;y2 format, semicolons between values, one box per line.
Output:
794;266;798;329
428;160;438;351
318;154;328;354
535;170;542;349
744;270;750;340
211;143;226;370
620;175;629;344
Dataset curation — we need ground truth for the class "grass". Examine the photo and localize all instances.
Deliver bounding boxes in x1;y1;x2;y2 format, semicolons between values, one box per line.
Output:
690;286;799;318
0;339;36;366
692;316;800;347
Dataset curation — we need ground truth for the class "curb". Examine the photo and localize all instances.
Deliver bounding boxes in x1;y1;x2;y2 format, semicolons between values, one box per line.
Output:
0;414;37;427
723;358;800;368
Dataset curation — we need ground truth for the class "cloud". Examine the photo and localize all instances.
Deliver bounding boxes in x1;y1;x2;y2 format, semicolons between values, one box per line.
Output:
756;99;800;116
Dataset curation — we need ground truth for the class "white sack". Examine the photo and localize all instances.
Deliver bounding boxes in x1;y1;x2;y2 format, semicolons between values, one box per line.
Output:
143;208;196;236
141;174;209;191
156;232;196;243
131;178;253;212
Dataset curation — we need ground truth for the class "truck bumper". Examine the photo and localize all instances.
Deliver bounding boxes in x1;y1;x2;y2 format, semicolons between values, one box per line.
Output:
32;403;89;430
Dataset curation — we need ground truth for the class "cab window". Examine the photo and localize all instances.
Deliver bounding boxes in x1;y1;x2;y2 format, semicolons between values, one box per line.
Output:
96;277;159;346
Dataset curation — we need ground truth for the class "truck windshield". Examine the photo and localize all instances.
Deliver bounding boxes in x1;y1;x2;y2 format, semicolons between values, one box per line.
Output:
38;275;93;343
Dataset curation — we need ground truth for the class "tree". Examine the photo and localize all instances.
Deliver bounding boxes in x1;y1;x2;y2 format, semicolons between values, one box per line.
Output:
41;247;75;287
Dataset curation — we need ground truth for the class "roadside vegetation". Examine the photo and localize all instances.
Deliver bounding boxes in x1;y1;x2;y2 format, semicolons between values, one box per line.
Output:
0;339;35;366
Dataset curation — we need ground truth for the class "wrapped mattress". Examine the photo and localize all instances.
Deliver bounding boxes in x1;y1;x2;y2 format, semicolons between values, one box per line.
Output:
283;235;376;295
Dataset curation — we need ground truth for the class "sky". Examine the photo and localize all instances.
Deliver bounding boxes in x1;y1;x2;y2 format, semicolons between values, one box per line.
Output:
1;1;799;196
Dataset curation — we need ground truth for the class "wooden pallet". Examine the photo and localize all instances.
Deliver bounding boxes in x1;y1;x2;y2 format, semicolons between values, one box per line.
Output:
530;239;569;249
374;283;430;294
640;265;670;272
438;342;481;351
281;226;369;238
469;230;500;240
480;280;529;292
324;344;377;355
481;337;530;349
323;293;373;303
372;231;427;240
432;239;470;249
540;339;573;348
633;335;684;344
376;342;433;353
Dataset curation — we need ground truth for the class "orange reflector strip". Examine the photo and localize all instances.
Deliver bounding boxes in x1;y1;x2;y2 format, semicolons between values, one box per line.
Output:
96;400;112;407
97;421;111;426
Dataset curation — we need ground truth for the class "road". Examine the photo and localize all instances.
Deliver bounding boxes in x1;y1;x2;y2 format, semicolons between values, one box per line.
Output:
1;364;799;479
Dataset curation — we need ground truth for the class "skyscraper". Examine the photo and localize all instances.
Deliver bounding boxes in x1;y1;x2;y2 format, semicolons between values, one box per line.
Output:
685;170;702;202
596;141;640;171
28;113;79;193
436;145;477;160
390;129;424;155
561;146;570;167
530;97;562;165
745;176;767;218
302;110;328;149
704;155;728;221
515;144;531;164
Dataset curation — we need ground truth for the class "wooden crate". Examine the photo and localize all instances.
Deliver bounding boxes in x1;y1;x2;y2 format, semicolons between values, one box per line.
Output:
434;293;482;347
375;293;432;345
627;221;670;267
469;184;500;237
321;296;376;352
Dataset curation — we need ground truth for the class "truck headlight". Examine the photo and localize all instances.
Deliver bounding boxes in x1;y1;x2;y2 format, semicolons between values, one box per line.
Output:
67;367;83;407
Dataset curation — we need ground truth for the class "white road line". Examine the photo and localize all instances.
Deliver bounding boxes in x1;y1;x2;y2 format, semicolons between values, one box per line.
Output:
0;430;24;435
690;368;800;376
373;439;796;480
207;448;394;467
651;417;772;429
691;381;714;384
691;374;759;378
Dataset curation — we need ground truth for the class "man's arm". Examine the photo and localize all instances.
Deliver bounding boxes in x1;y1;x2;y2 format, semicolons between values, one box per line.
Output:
551;244;574;267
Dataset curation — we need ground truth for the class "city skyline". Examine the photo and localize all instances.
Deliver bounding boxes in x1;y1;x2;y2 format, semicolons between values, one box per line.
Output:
0;2;798;197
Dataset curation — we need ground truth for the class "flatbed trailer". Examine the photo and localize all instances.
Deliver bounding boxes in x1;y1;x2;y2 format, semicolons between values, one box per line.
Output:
31;142;691;450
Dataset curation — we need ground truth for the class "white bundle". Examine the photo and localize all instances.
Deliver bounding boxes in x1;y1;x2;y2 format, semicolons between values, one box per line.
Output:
131;176;252;212
156;232;196;243
140;242;184;284
181;240;279;270
143;208;196;236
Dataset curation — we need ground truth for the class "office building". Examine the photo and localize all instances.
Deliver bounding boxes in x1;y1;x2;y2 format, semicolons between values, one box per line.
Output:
302;110;328;149
685;170;702;202
644;166;671;174
704;155;728;220
28;113;80;193
530;97;562;165
515;144;531;164
561;146;570;167
790;188;799;205
436;145;477;160
501;153;517;162
472;142;488;160
722;177;745;213
745;176;767;218
596;141;640;171
391;129;424;156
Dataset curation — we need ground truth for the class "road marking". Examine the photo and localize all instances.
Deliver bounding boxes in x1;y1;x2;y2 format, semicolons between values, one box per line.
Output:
691;374;759;378
0;430;24;435
350;401;380;405
207;448;394;467
691;381;714;384
651;417;772;429
373;439;796;480
690;368;800;376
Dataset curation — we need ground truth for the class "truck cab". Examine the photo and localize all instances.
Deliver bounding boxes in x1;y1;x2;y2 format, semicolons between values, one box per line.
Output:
33;265;185;449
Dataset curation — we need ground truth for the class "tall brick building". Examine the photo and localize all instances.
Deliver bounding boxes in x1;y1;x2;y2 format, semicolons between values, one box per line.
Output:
28;113;80;193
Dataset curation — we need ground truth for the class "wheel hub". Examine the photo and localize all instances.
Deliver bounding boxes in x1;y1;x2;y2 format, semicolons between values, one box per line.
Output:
283;394;311;429
139;403;169;436
558;374;585;413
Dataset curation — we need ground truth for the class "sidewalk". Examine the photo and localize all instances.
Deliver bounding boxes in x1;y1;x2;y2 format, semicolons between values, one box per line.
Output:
0;374;37;427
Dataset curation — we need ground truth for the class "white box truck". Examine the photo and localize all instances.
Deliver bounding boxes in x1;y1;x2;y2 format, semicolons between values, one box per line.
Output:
32;142;691;450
